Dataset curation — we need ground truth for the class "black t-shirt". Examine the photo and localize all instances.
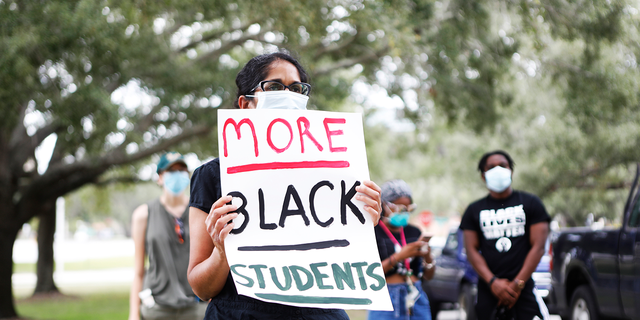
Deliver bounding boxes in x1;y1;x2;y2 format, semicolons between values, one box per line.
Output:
459;190;550;280
188;158;348;320
373;224;424;277
189;158;222;214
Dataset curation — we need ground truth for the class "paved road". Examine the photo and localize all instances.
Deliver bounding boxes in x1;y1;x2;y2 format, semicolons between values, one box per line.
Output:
13;239;135;296
14;238;134;264
437;309;561;320
13;267;134;297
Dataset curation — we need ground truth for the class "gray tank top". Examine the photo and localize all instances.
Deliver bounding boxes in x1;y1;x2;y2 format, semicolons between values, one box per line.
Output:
143;198;197;308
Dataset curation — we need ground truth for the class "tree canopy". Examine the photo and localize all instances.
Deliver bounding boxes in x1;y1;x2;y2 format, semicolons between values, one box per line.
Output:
364;0;640;227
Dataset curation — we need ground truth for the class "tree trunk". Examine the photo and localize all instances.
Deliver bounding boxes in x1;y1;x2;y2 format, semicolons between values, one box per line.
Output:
0;226;19;319
33;199;59;295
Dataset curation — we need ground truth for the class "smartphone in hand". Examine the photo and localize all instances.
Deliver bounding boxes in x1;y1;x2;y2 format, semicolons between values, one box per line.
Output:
420;233;433;242
420;233;433;253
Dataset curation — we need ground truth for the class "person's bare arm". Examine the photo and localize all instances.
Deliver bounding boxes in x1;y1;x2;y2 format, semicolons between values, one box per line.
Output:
421;242;436;281
356;180;382;226
422;260;436;280
380;241;425;274
506;221;549;308
128;204;148;320
187;196;238;300
381;254;398;274
463;230;517;306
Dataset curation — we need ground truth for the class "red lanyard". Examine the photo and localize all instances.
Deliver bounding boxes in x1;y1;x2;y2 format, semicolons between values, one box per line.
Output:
379;222;411;272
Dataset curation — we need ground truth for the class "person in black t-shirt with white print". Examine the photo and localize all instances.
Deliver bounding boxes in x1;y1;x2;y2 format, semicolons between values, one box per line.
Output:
460;150;551;320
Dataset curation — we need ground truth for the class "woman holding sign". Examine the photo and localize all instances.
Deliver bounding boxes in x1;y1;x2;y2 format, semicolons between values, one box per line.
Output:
368;179;435;320
187;52;383;320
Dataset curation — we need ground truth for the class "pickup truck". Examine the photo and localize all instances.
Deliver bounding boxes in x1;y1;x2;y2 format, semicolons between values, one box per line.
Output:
548;164;640;320
423;227;552;320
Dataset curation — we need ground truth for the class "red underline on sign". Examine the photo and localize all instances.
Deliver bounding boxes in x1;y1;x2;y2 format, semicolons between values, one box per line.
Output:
227;160;350;174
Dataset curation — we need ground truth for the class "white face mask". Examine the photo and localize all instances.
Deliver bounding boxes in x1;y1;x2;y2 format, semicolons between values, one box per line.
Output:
251;91;309;110
484;166;512;193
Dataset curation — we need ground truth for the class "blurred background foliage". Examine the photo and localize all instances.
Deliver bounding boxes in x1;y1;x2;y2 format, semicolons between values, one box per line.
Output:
4;0;640;234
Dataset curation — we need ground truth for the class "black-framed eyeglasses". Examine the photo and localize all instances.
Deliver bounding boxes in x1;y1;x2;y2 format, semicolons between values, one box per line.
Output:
252;80;311;96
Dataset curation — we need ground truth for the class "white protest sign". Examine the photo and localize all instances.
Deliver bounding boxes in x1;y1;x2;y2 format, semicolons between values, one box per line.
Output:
218;109;392;310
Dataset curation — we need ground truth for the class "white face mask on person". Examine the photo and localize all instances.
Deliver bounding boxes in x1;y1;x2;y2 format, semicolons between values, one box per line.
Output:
163;171;190;195
252;91;309;110
484;166;512;192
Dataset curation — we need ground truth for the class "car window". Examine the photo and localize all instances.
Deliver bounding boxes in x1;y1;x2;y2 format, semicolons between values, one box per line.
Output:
443;232;458;254
628;193;640;228
626;170;640;228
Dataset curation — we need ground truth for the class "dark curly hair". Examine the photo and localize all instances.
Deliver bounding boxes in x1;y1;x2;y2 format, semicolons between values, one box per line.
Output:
234;51;309;108
477;150;515;172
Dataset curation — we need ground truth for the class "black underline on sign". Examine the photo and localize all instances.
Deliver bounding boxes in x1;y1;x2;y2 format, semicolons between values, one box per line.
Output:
237;239;350;251
226;160;350;174
256;293;372;305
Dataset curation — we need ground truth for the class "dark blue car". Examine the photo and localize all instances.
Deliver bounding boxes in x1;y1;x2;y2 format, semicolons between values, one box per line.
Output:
422;228;552;320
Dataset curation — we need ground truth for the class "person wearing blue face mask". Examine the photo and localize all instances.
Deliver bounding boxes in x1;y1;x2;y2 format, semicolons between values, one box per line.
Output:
129;152;208;320
369;179;435;320
460;150;551;320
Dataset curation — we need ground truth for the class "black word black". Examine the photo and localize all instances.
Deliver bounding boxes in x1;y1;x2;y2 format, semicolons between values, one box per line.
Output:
229;180;365;234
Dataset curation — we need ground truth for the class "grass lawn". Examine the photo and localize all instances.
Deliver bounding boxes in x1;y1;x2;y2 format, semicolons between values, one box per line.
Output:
14;256;134;274
15;290;368;320
16;291;130;320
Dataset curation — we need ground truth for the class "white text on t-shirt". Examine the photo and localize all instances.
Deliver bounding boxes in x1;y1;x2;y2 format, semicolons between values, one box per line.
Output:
480;205;526;240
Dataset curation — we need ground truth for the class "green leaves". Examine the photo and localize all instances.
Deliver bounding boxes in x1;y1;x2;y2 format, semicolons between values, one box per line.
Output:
1;0;638;226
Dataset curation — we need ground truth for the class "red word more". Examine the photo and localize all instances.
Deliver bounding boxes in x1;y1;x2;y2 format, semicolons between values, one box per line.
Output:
223;116;348;158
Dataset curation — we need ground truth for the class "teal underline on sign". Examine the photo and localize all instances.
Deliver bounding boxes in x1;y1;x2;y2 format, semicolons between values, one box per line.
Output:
255;293;372;305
